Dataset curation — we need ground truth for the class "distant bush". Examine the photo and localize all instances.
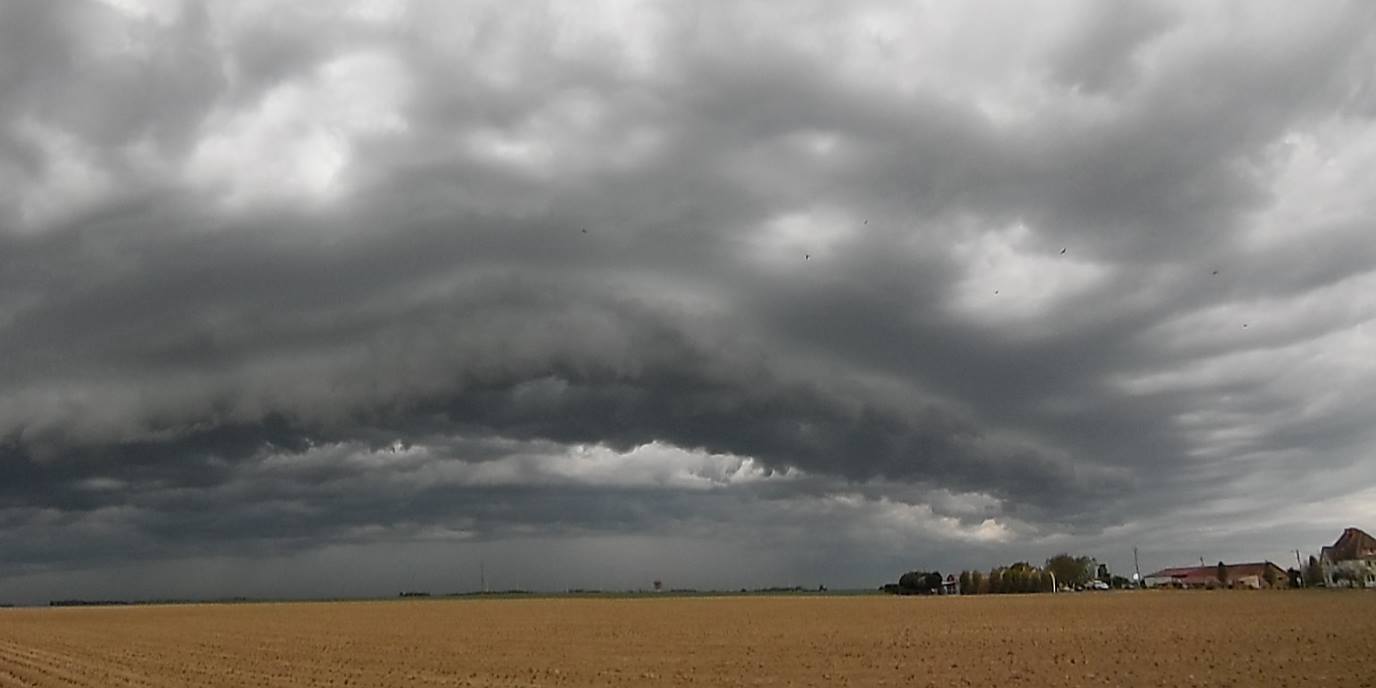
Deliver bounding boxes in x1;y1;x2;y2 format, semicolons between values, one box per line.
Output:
886;570;944;595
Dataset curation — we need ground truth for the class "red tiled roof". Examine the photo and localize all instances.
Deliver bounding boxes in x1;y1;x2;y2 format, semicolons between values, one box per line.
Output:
1321;527;1376;562
1146;562;1283;582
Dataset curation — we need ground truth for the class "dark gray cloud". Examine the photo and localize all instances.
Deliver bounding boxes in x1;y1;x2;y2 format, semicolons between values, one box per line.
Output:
1;0;1374;603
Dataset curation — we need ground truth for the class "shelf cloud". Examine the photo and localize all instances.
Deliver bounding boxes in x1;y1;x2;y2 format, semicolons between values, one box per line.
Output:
2;0;1374;601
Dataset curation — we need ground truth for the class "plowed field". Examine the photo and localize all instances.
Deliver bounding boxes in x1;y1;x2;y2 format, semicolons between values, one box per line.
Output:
1;592;1372;687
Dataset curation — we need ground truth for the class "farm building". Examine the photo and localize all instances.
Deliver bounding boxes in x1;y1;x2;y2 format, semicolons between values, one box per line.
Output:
1144;562;1287;589
1318;527;1376;588
942;575;959;595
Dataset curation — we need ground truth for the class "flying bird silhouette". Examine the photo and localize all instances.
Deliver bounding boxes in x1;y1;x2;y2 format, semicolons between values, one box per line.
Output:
1060;248;1066;255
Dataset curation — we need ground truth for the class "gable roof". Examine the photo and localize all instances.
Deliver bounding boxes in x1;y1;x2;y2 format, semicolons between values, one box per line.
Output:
1147;566;1203;579
1321;527;1376;562
1145;562;1284;582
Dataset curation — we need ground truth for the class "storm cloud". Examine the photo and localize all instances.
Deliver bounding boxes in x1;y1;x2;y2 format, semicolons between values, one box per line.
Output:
2;0;1375;602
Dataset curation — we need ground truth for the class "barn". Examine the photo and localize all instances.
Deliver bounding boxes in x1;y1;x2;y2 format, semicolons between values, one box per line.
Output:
1144;562;1287;589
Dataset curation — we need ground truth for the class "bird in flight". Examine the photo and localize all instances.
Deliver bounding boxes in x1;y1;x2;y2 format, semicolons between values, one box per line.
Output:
1060;248;1066;255
805;253;810;260
1212;270;1219;276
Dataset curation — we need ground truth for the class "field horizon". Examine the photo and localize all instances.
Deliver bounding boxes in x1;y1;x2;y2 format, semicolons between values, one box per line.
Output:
4;586;883;610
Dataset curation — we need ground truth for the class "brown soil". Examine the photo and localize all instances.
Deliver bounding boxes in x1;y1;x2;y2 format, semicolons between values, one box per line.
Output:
0;592;1371;687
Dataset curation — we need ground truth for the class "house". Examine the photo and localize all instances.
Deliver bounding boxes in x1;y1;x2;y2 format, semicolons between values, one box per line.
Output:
1319;527;1376;588
1144;562;1287;589
942;574;959;595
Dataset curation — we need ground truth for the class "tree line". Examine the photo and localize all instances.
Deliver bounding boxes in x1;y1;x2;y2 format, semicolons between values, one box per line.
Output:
955;561;1058;594
885;553;1134;595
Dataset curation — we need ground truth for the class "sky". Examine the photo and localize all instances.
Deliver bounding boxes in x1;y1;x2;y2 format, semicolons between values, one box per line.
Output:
2;0;1375;604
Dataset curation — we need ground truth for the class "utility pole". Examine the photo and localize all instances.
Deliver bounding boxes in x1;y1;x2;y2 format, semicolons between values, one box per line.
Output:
480;561;486;593
1295;549;1305;587
1133;547;1142;582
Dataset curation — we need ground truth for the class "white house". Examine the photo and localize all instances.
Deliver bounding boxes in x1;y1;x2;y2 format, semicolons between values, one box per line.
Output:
1319;527;1376;588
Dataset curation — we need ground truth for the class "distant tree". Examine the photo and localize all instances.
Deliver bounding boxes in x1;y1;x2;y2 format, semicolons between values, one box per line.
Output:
925;571;944;592
1006;568;1024;594
989;568;1004;594
959;571;972;595
895;570;944;594
1304;556;1324;587
1286;568;1303;589
1110;575;1132;589
1096;563;1111;584
898;571;924;592
1216;562;1228;588
1045;554;1093;588
971;571;985;595
1000;562;1031;593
